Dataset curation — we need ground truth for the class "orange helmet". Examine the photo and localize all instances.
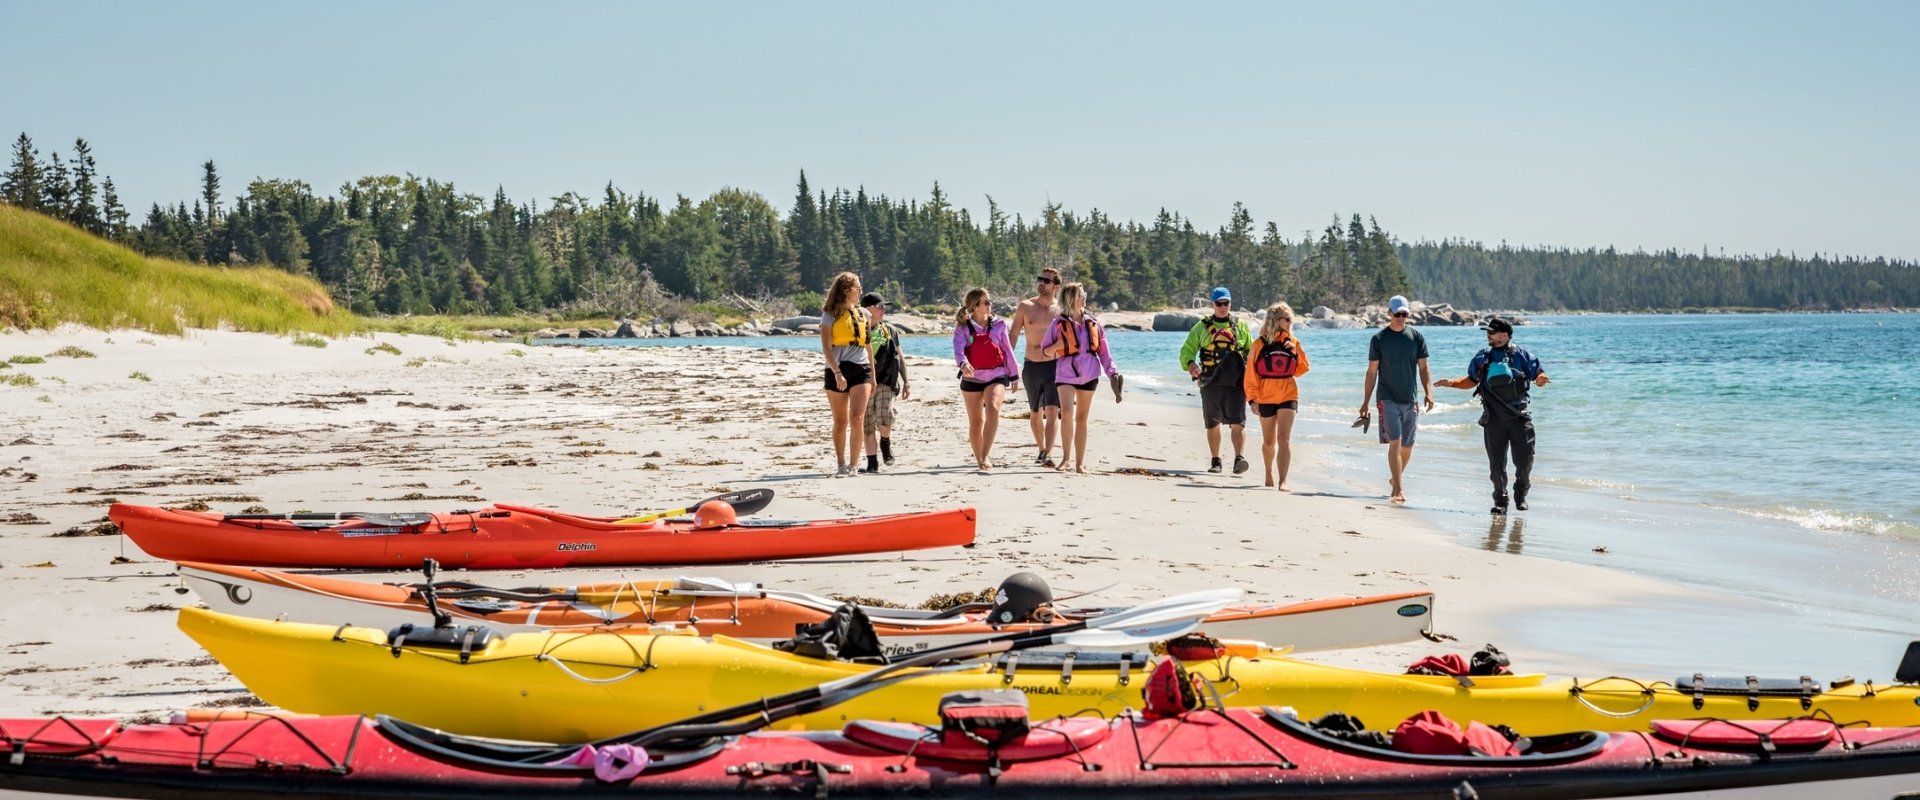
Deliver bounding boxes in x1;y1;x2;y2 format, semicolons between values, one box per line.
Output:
692;500;737;529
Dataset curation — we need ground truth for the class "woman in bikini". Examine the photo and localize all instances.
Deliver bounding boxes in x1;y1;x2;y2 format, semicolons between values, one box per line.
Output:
1039;282;1120;473
952;287;1019;473
818;271;873;478
1243;301;1310;490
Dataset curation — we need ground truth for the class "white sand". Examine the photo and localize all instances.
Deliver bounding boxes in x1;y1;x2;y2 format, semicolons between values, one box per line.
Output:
0;326;1705;720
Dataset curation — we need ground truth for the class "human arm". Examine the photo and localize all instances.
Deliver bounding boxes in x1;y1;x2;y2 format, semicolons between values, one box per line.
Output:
820;314;846;389
1360;361;1378;416
1527;350;1550;386
1178;323;1205;378
1092;321;1119;378
1435;352;1482;390
1039;318;1063;359
996;321;1021;389
1292;335;1309;376
1419;358;1434;411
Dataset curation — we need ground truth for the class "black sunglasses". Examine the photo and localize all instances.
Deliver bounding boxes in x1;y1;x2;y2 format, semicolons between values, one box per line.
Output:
1213;300;1231;307
1035;276;1059;284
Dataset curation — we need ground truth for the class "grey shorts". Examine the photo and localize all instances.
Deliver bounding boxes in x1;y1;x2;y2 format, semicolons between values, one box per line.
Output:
1201;386;1247;429
1377;399;1420;446
1022;359;1060;411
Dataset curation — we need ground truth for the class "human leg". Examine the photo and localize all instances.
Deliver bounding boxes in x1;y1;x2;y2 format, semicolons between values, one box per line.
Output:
1257;410;1279;486
1071;387;1094;471
1273;407;1296;491
979;383;1008;471
826;390;851;476
1512;421;1536;509
845;382;872;471
1484;422;1511;511
1055;389;1079;471
961;389;986;468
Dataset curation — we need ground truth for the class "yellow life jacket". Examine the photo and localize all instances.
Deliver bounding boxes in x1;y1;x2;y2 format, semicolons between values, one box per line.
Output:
1053;316;1102;357
828;309;868;347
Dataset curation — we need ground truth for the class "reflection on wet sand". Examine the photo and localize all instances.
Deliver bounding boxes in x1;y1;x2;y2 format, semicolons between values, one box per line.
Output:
1484;516;1525;555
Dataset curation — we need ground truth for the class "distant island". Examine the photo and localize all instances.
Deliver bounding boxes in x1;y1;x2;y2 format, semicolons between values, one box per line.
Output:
6;132;1918;332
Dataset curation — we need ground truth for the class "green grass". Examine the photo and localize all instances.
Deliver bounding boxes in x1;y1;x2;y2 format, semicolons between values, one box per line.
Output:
0;205;360;335
365;342;402;356
2;373;34;387
292;335;328;348
8;355;45;364
361;314;618;337
48;346;96;358
129;371;151;382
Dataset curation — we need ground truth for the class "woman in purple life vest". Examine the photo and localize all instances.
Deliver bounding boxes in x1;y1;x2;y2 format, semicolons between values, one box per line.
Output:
952;288;1020;474
1040;282;1120;473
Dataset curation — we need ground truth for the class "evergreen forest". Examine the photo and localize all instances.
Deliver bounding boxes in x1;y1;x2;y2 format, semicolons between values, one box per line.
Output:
6;132;1917;317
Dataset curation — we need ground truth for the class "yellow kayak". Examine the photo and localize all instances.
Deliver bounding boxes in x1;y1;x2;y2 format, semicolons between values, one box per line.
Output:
180;607;1920;743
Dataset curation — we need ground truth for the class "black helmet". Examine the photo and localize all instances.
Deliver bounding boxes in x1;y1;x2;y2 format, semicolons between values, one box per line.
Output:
988;572;1053;625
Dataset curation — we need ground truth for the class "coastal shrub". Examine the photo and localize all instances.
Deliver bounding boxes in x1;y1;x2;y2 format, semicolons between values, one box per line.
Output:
8;355;46;364
129;371;151;382
292;335;328;348
789;290;823;314
404;357;426;368
508;348;525;358
48;346;96;358
2;373;34;387
365;342;402;356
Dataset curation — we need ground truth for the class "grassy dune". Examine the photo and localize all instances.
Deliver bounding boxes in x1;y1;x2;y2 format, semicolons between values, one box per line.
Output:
0;205;357;335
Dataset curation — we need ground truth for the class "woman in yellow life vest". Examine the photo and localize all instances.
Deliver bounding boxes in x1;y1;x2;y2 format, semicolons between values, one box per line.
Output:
818;271;873;478
1039;283;1120;473
1242;301;1310;490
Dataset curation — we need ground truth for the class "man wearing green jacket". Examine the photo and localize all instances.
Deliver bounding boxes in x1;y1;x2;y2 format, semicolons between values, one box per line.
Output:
1179;287;1255;474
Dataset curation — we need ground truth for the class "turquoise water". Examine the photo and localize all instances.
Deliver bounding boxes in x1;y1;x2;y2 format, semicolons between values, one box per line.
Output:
550;313;1919;540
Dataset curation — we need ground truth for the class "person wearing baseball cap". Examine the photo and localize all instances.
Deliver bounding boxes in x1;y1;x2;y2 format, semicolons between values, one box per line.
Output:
859;292;910;474
1359;294;1432;504
1178;287;1254;475
1436;316;1550;514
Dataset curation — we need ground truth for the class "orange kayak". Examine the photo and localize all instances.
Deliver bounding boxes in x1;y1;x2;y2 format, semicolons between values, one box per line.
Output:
178;561;1435;654
110;503;975;569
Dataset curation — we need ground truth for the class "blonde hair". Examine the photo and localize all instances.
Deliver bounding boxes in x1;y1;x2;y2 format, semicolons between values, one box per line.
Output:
955;287;990;325
1260;301;1295;341
1059;282;1086;317
822;272;860;315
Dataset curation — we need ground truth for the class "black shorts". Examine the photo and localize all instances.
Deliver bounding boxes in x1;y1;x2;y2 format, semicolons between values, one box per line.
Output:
823;361;873;393
960;376;1012;393
1022;360;1060;410
1256;400;1298;418
1064;378;1099;392
1200;386;1247;429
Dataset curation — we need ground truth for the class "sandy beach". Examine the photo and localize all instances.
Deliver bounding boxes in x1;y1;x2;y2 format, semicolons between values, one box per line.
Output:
0;326;1707;721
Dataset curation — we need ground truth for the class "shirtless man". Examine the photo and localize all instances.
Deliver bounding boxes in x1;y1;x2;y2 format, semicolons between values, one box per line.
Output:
1011;267;1063;467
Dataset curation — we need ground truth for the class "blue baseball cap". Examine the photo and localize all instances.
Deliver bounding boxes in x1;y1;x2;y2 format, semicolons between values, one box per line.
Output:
1388;295;1410;315
1210;287;1232;303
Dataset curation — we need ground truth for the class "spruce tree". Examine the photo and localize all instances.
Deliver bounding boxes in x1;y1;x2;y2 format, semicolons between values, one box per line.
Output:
41;152;71;220
2;133;42;209
69;139;103;234
101;177;128;239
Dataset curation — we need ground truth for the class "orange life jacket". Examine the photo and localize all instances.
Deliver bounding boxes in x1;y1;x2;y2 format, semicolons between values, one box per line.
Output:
1052;316;1102;357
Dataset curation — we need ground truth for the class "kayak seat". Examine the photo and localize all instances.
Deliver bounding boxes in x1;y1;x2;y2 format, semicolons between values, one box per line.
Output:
1672;674;1821;710
1262;709;1609;765
843;718;1113;762
1649;718;1838;751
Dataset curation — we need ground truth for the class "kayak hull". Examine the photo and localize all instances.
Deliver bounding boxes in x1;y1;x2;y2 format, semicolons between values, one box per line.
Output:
178;607;1920;743
178;562;1435;653
110;503;976;568
6;709;1920;799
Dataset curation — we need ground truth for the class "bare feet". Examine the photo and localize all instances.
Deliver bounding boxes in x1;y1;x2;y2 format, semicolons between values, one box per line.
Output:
1074;465;1087;474
1277;483;1290;492
1264;476;1275;487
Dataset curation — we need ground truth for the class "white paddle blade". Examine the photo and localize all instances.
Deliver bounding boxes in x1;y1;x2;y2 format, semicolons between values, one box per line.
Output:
1078;588;1242;634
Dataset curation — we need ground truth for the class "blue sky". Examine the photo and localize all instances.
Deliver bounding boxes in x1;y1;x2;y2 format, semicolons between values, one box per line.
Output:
3;0;1916;259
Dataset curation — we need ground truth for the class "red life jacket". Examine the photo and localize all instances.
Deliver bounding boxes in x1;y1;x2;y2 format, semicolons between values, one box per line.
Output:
1252;334;1299;379
964;319;1004;370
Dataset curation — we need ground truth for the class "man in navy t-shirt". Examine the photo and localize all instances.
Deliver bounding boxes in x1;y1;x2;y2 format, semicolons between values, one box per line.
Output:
1359;295;1433;505
1436;317;1551;514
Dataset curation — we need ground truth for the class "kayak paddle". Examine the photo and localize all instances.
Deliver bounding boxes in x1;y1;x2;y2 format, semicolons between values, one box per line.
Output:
615;487;775;525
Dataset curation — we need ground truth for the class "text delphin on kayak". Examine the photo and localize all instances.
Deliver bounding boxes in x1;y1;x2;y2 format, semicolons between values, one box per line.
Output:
555;542;598;552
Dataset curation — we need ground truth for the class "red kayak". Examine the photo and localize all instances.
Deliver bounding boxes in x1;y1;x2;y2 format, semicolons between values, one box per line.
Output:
107;502;976;569
6;700;1920;798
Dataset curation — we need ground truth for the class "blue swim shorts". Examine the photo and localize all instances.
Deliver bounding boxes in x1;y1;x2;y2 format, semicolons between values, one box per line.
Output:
1377;399;1419;446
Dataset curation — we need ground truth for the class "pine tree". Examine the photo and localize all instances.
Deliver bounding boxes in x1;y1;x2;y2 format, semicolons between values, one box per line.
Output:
69;139;103;234
41;152;72;219
101;177;128;239
200;160;221;224
2;133;42;209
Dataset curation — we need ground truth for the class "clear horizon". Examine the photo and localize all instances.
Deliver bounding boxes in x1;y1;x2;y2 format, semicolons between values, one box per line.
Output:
3;0;1916;260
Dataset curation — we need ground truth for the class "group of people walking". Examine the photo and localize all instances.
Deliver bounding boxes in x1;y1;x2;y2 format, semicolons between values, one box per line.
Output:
819;271;1548;513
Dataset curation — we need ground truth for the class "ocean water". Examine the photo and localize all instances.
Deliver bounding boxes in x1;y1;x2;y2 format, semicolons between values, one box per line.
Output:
540;313;1920;677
